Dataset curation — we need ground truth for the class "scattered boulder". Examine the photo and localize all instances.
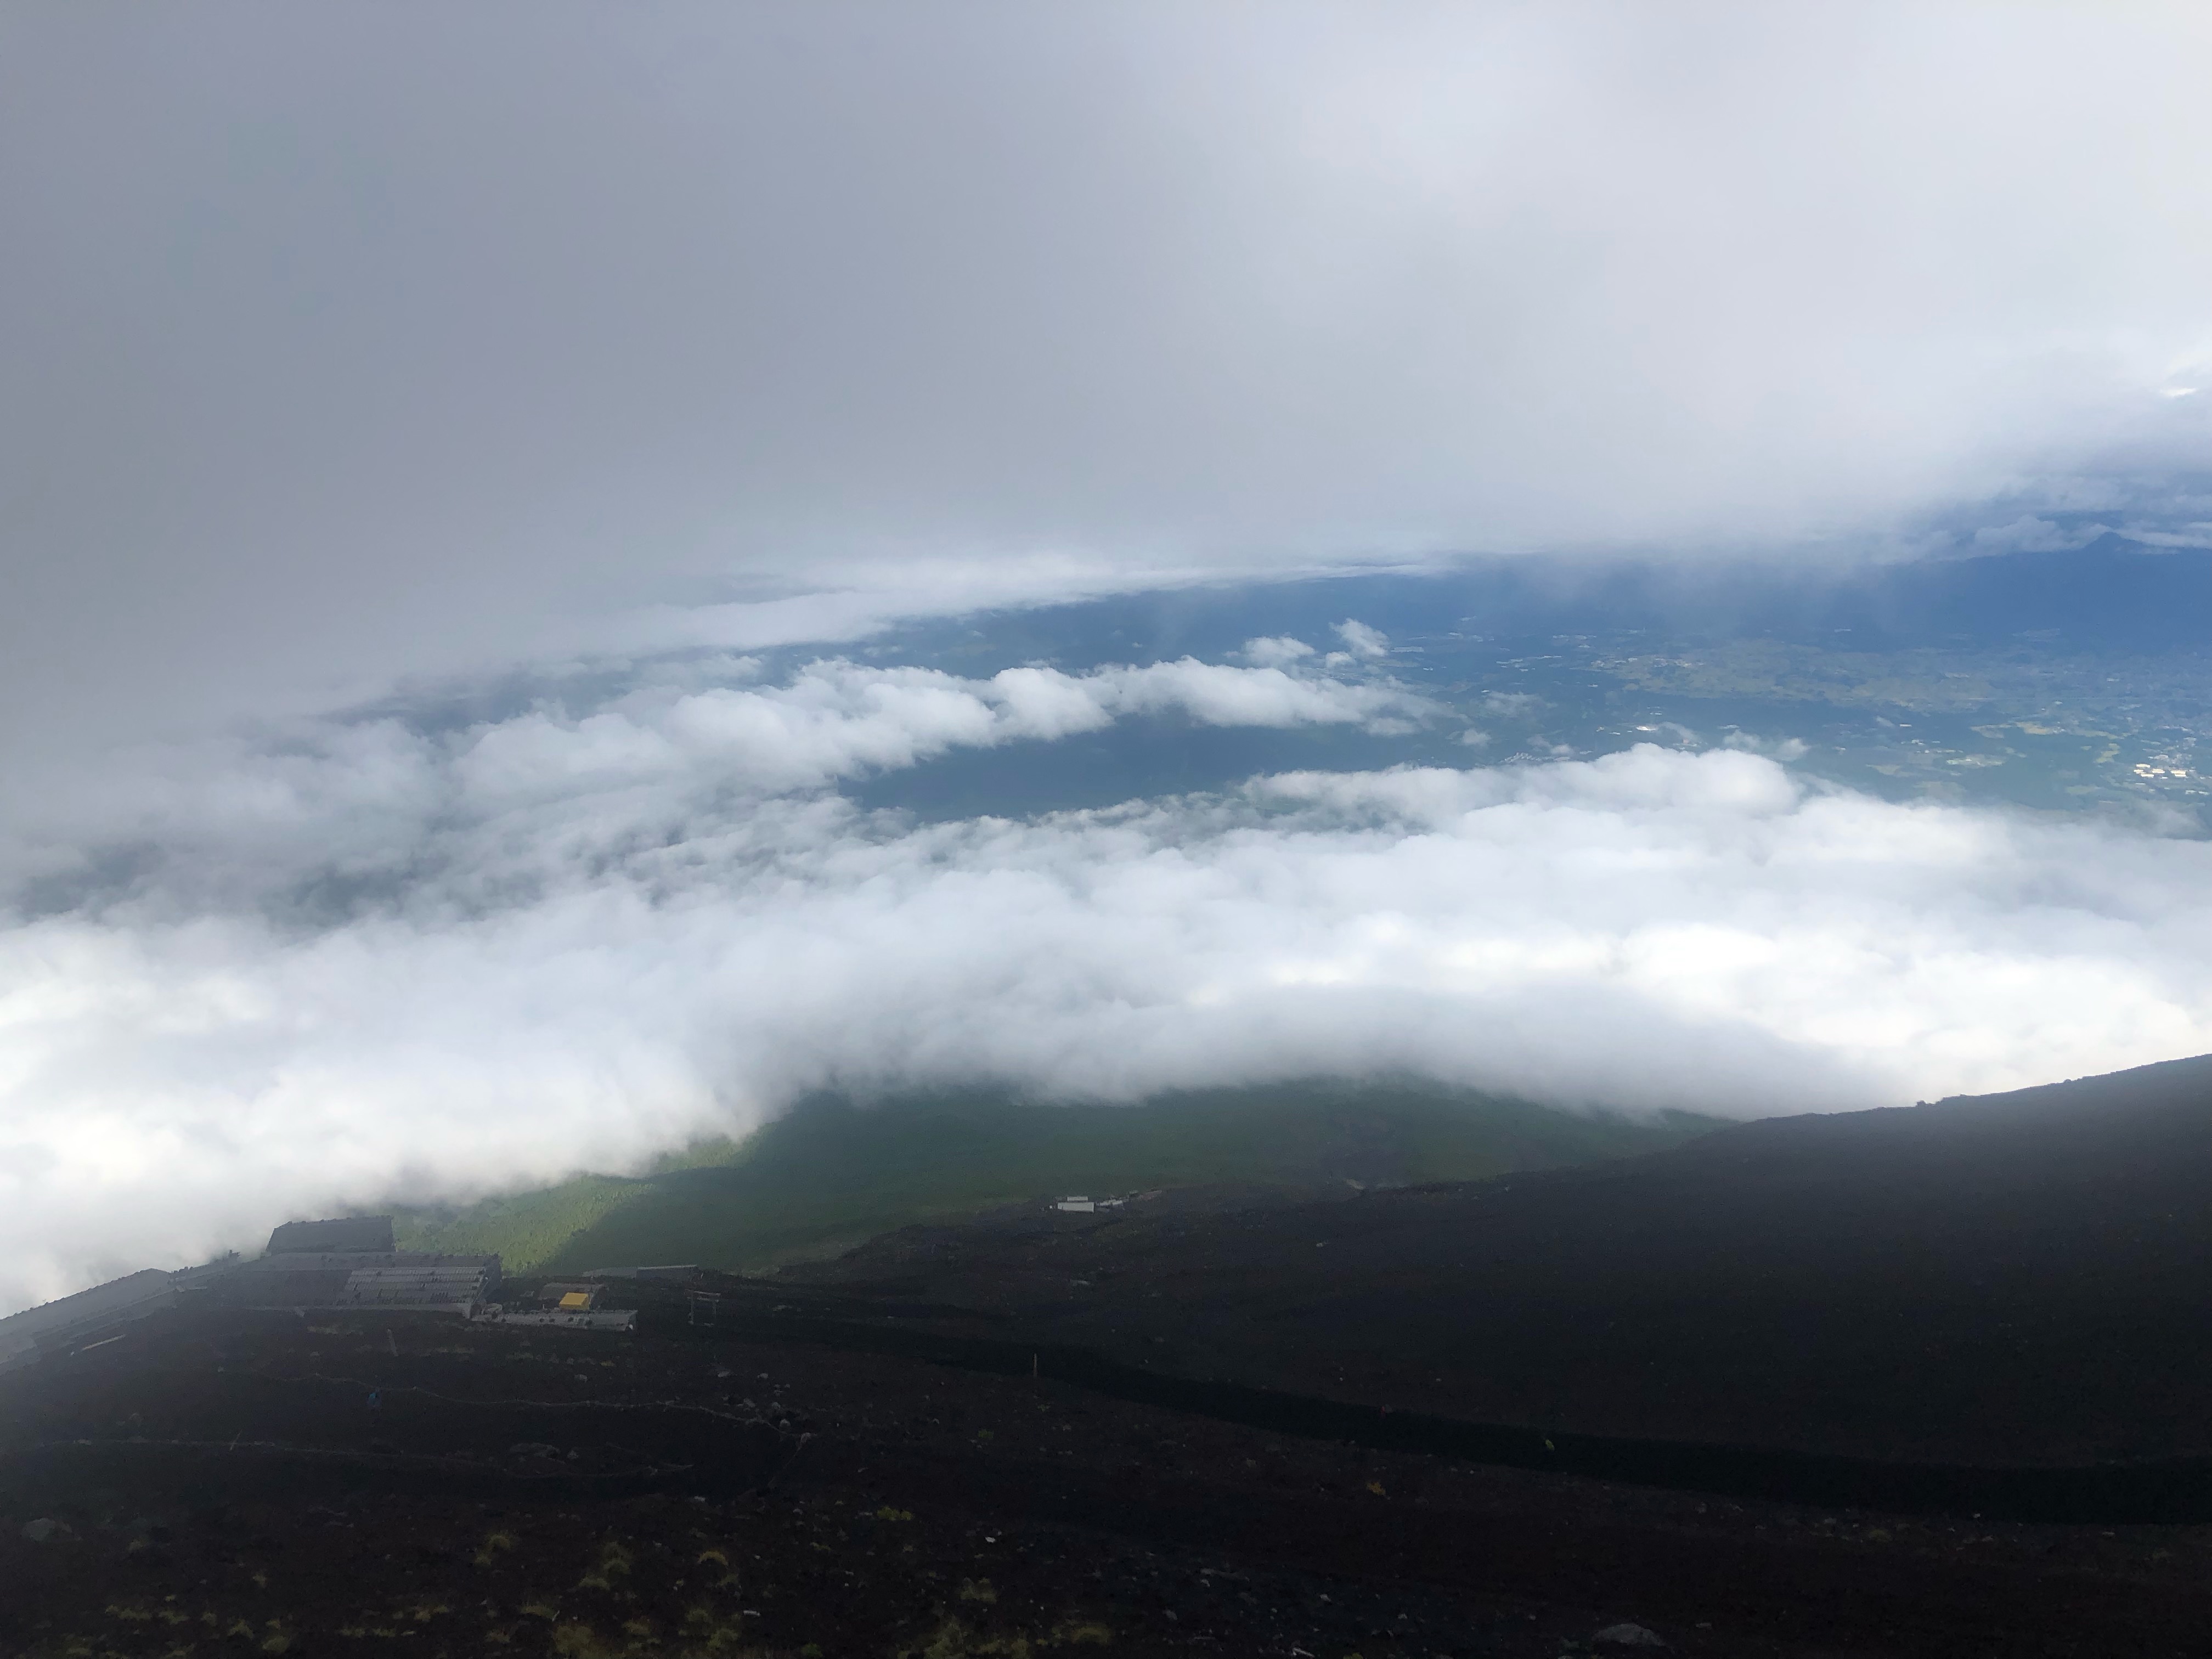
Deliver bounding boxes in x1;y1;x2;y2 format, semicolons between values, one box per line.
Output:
1594;1623;1665;1648
21;1517;63;1543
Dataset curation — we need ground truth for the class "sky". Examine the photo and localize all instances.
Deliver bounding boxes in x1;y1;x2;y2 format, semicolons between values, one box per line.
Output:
3;3;2210;1306
4;2;2208;755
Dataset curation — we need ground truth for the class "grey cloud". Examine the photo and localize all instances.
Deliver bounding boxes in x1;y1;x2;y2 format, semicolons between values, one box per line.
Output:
1240;637;1318;669
3;3;2209;764
3;652;1437;926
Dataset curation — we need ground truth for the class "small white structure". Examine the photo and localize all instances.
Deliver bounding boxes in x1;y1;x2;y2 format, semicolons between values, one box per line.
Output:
476;1304;638;1332
471;1277;637;1332
1052;1194;1128;1214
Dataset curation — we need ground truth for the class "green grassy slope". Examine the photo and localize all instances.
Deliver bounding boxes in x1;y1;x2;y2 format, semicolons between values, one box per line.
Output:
394;1081;1725;1275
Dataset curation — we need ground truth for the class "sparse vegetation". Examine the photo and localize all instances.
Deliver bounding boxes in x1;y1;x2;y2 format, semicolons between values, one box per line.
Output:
392;1081;1721;1275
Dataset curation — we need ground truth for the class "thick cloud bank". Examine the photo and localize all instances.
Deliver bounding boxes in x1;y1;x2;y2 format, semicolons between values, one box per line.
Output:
4;649;2209;1310
4;3;2209;758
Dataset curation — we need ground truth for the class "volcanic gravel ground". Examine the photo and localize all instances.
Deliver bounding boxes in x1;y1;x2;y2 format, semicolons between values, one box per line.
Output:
791;1058;2212;1470
7;1309;2212;1658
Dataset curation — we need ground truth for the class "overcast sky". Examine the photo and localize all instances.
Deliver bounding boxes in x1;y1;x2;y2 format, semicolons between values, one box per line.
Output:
4;5;2211;1306
4;2;2208;758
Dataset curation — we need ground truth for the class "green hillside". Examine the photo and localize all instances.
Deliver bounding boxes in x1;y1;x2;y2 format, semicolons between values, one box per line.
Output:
393;1080;1725;1275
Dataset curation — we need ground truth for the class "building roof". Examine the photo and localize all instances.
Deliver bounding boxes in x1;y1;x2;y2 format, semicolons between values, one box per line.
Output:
0;1268;178;1369
211;1251;501;1310
266;1216;396;1255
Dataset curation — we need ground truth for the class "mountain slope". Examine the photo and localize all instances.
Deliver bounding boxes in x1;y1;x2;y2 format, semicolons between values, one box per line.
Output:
793;1054;2212;1466
394;1080;1722;1274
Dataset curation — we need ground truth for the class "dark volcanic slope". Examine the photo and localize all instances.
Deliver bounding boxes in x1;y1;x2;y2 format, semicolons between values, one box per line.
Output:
11;1059;2212;1657
793;1055;2212;1466
12;1293;2212;1659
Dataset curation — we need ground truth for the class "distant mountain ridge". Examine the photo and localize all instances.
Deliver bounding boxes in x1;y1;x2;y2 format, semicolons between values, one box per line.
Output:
885;537;2212;668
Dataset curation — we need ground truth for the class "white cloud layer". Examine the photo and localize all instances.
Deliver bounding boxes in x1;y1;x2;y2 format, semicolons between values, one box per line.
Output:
3;649;2209;1311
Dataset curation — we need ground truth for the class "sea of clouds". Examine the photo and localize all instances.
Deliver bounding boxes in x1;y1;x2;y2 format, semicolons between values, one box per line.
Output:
8;5;2212;1316
3;633;2209;1310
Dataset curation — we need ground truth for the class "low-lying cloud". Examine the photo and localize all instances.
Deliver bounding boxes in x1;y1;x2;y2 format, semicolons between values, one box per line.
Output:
3;646;2208;1311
